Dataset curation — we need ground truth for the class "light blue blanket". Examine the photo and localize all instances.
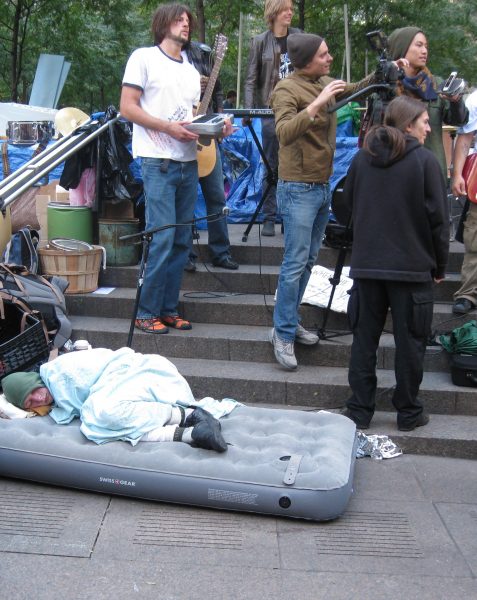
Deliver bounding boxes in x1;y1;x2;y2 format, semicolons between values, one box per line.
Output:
40;347;238;445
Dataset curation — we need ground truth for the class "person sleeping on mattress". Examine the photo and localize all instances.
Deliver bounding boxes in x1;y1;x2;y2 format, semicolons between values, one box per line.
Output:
0;347;238;452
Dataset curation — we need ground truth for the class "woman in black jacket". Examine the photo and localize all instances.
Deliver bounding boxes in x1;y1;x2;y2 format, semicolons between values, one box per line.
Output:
343;96;449;431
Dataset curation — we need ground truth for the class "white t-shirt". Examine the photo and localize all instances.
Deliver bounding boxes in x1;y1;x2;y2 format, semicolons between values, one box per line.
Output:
459;90;477;135
122;45;200;161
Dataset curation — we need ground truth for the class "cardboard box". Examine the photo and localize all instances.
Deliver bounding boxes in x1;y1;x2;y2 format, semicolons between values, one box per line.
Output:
55;184;69;203
36;179;59;199
101;199;135;219
35;194;50;240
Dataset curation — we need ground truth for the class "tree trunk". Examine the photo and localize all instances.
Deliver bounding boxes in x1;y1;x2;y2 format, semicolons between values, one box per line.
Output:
297;0;305;31
195;0;205;43
9;0;32;103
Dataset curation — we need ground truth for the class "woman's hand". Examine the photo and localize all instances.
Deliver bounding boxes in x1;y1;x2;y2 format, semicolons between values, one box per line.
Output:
393;58;409;70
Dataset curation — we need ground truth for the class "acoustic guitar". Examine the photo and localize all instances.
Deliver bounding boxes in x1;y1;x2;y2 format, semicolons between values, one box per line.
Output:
196;34;228;178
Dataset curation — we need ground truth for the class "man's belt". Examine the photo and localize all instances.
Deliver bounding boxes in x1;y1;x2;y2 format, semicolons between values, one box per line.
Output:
228;109;274;118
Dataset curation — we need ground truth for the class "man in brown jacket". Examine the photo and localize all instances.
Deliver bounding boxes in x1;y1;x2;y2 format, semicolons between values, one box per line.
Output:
269;32;377;370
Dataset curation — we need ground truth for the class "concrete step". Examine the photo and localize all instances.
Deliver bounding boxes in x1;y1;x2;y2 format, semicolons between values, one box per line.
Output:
101;223;466;273
66;288;476;334
193;224;466;272
98;262;465;302
69;317;477;419
70;315;452;374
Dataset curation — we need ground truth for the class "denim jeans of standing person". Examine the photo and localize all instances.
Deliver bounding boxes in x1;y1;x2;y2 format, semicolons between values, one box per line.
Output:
273;181;331;340
138;158;198;319
261;117;279;223
189;146;232;263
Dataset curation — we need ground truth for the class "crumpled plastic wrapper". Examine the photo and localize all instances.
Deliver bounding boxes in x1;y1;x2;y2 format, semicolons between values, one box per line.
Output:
356;431;403;460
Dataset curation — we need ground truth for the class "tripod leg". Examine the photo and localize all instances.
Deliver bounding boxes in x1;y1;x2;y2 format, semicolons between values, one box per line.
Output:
318;217;351;340
242;121;276;242
127;235;151;348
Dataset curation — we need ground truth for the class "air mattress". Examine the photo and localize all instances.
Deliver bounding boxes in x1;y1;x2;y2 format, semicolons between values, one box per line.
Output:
0;406;357;521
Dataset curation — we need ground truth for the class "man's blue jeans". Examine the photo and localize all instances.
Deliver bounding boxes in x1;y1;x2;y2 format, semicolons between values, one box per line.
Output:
138;158;198;319
191;145;231;262
273;180;331;341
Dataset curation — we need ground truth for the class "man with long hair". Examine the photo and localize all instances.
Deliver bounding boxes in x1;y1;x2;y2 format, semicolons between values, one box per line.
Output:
120;4;201;334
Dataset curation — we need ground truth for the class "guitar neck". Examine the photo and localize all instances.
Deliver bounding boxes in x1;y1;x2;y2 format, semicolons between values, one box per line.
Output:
197;59;222;115
196;35;227;115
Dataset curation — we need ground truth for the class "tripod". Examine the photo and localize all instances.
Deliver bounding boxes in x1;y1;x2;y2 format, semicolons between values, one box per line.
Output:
227;109;277;242
317;175;354;341
120;209;228;347
241;119;276;242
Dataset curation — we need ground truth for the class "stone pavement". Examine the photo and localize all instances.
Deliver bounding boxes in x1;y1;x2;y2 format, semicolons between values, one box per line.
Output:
1;452;476;599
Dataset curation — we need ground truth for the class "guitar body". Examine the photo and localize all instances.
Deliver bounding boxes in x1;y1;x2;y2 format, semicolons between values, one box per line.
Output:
197;139;217;178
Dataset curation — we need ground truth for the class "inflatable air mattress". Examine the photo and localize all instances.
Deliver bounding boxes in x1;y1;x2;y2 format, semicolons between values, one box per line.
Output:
0;406;357;521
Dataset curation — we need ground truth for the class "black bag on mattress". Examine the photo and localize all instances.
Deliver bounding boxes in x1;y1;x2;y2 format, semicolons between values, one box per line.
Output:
448;353;477;387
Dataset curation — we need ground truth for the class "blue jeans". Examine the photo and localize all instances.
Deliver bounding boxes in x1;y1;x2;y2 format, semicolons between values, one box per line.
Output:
138;158;198;319
190;145;231;262
273;181;331;341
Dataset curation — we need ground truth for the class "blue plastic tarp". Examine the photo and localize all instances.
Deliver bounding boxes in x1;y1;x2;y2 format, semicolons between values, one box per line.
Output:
0;141;64;182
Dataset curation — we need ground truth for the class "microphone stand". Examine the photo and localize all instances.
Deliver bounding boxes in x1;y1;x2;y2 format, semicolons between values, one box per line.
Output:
120;209;228;347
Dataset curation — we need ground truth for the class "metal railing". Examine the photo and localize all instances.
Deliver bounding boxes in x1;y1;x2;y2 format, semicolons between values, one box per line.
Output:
0;114;119;210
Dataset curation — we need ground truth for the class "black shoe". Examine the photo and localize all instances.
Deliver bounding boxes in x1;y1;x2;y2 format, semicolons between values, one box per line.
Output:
262;221;275;236
191;420;228;452
184;259;197;272
340;408;370;430
397;412;430;431
184;407;221;430
212;257;239;270
452;298;475;315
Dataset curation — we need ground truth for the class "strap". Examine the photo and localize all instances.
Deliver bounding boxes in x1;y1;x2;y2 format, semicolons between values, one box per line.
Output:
1;142;10;177
283;454;303;486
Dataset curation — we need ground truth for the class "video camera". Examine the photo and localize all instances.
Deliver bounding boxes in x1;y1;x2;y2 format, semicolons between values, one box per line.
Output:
366;30;404;88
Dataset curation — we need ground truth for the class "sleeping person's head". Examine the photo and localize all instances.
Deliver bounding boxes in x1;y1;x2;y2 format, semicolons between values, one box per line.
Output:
1;372;53;415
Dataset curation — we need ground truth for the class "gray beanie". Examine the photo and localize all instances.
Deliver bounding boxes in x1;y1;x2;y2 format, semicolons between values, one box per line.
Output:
287;33;324;69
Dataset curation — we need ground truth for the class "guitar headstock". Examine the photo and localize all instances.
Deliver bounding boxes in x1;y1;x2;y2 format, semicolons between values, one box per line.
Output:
213;33;228;62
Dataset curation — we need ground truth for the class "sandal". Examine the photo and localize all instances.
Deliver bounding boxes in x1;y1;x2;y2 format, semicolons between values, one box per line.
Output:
161;315;192;330
135;318;169;334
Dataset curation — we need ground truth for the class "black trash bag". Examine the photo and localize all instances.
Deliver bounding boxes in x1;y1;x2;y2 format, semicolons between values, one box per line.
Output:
59;136;96;190
99;106;142;204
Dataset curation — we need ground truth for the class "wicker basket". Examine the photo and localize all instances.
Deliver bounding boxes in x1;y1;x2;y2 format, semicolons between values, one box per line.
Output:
38;245;103;294
0;302;50;378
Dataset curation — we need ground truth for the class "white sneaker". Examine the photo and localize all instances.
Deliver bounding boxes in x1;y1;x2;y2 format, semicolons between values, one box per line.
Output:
295;323;319;346
269;328;297;370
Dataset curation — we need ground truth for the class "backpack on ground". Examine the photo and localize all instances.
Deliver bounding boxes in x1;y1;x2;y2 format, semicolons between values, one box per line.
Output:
0;263;72;348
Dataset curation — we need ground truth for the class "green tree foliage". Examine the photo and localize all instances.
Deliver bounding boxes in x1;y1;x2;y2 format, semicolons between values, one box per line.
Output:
0;0;475;112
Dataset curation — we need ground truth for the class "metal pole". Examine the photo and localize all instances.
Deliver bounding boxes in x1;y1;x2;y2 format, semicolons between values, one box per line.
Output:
236;11;244;107
0;116;119;208
344;4;351;83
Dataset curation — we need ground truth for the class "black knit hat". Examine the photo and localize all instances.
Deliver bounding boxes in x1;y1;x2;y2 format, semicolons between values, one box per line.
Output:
287;33;324;69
